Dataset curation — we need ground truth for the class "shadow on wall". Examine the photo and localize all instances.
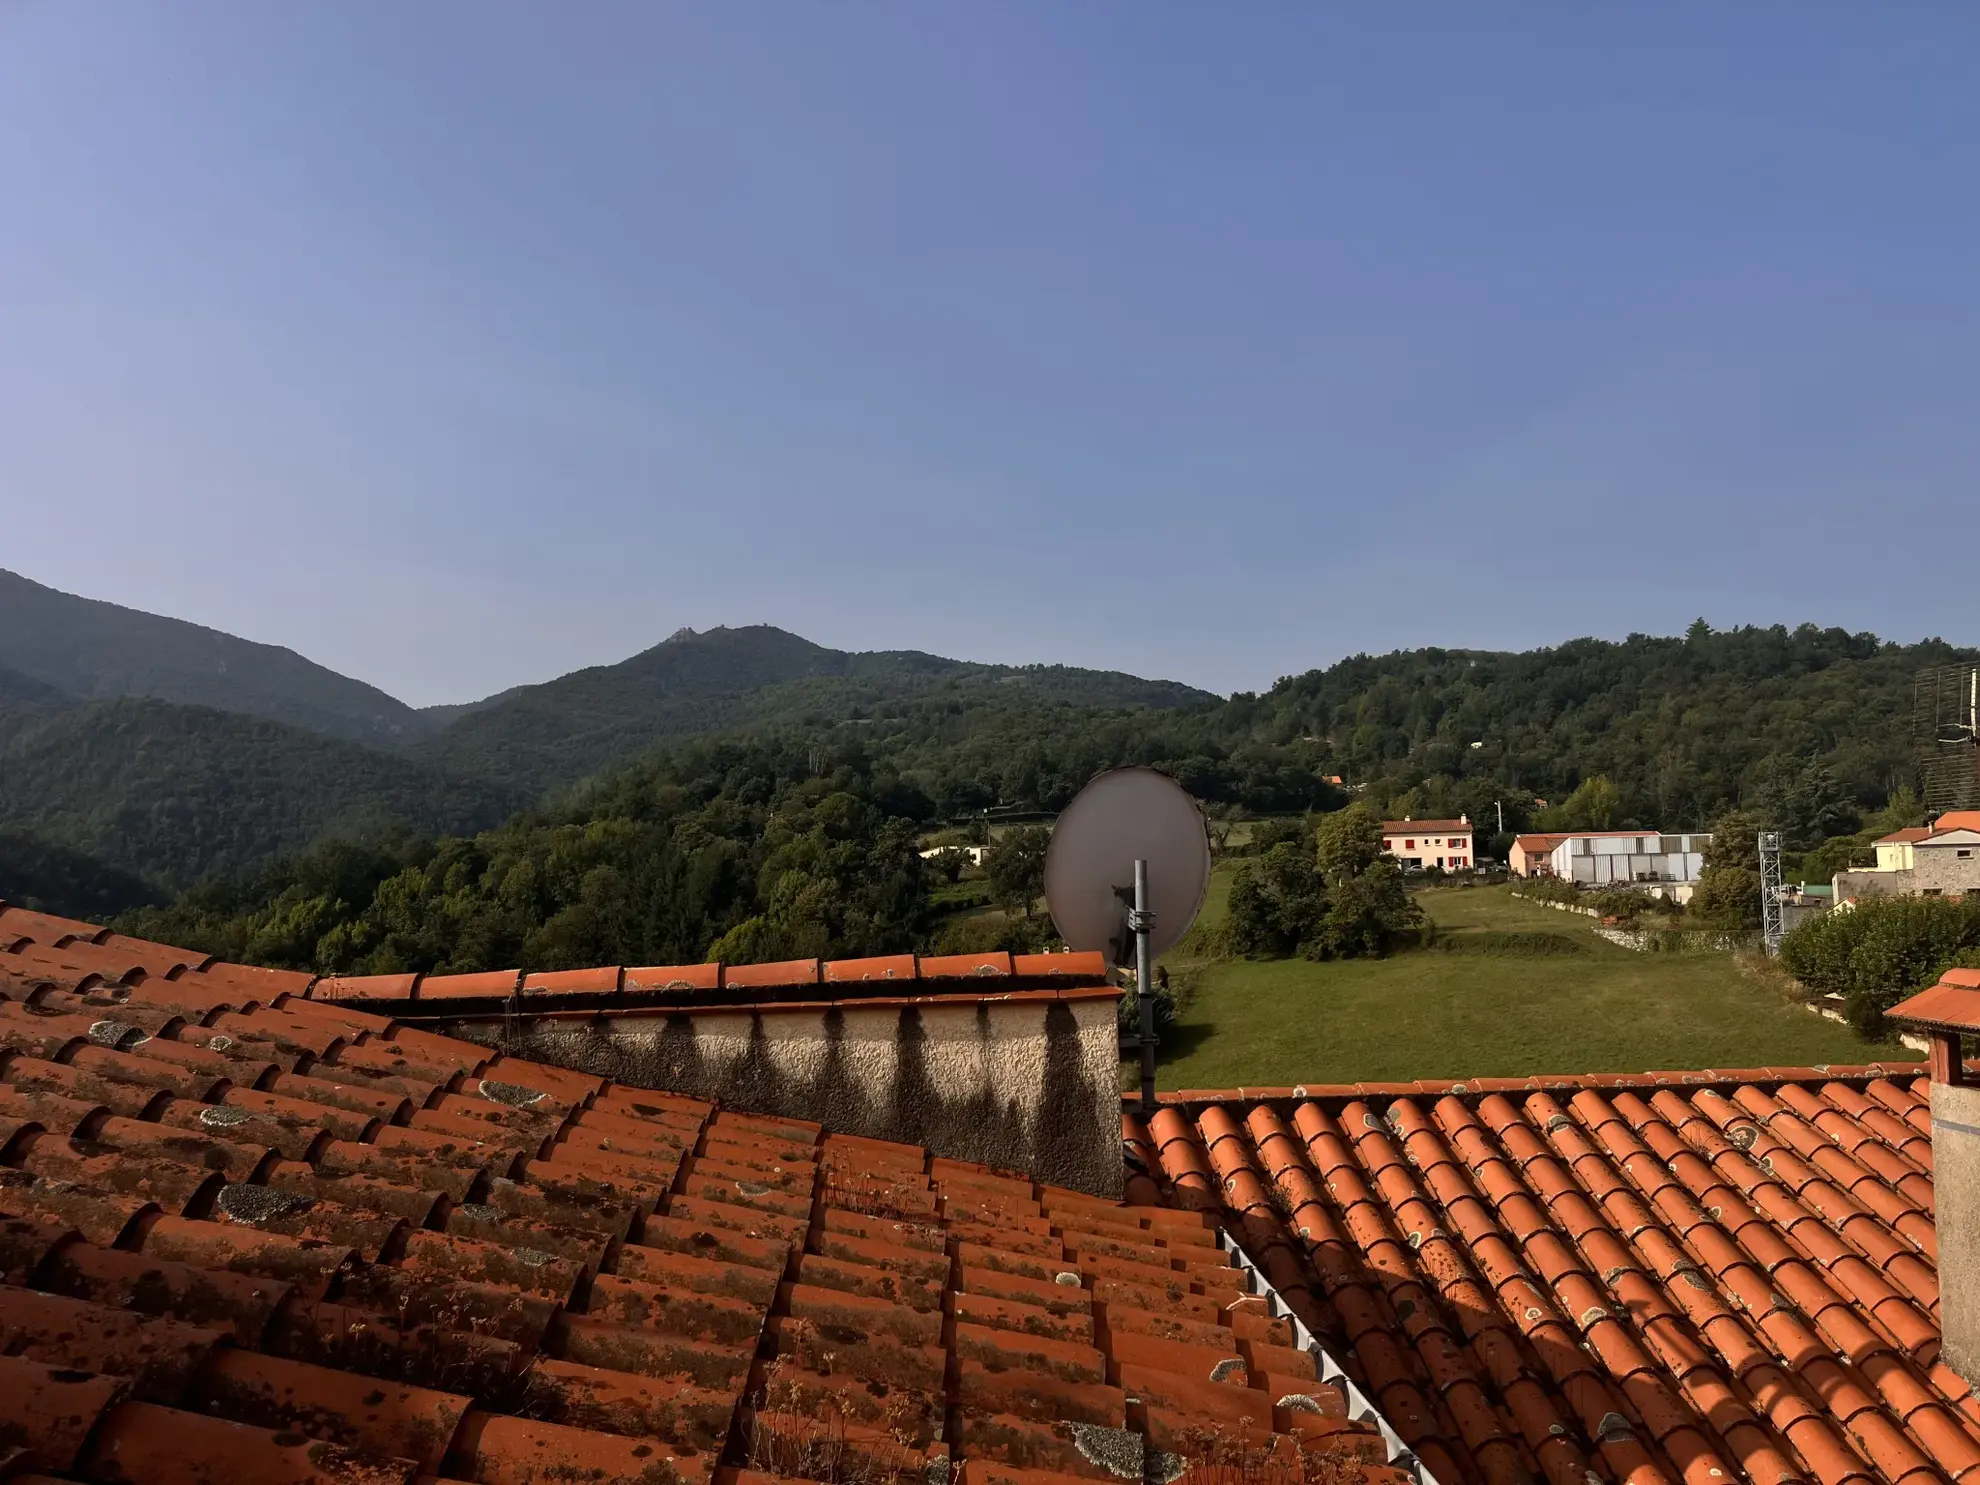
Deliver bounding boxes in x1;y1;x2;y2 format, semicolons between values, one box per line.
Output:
435;992;1124;1197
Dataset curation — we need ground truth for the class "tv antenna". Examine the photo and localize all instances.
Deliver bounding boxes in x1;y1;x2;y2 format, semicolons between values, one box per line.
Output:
1916;664;1980;815
1044;767;1210;1114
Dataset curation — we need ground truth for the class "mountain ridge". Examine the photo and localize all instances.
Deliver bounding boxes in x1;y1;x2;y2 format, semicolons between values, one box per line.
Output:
0;569;432;746
408;622;1218;796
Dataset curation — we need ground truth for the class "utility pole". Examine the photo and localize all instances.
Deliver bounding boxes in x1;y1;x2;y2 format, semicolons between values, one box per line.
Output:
1496;800;1504;835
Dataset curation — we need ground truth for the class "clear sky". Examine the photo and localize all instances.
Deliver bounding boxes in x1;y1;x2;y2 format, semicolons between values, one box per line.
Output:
4;6;1976;706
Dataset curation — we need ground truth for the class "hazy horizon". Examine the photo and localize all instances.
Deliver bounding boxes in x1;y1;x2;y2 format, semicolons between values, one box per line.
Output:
7;6;1977;705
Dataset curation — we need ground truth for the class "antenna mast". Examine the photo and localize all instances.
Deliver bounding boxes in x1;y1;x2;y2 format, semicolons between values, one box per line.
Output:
1131;861;1156;1114
1759;831;1785;956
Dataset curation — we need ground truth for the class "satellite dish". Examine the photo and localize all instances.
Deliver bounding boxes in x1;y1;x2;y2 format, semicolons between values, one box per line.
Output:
1045;767;1210;963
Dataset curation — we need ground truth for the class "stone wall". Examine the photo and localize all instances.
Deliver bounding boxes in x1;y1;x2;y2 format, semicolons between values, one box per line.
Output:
428;988;1125;1197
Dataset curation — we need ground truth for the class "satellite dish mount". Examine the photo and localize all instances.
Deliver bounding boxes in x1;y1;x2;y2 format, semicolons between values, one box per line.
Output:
1044;768;1210;1115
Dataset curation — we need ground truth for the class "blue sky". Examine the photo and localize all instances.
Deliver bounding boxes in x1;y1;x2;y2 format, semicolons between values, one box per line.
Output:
4;5;1976;705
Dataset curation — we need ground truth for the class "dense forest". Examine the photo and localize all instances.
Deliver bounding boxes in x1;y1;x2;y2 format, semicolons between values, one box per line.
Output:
122;738;944;975
0;831;162;920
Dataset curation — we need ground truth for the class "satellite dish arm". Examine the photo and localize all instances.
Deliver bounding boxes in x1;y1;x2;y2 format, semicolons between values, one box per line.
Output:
1132;859;1157;1115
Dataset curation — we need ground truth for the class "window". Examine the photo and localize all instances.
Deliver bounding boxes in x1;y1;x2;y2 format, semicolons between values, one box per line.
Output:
1405;839;1415;850
1960;849;1974;859
1925;888;1944;897
1382;839;1393;850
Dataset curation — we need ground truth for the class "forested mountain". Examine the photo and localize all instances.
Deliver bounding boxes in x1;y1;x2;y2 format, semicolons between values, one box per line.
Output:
0;569;430;746
108;620;1976;973
0;697;522;888
410;623;1217;796
4;575;1971;922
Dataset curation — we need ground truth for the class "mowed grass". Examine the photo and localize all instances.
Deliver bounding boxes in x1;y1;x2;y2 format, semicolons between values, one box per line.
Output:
1145;879;1899;1090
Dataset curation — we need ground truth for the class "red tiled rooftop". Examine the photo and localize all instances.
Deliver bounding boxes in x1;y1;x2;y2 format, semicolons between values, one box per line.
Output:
298;949;1109;1007
0;898;1959;1485
1890;969;1980;1034
1126;1063;1968;1485
0;900;1388;1485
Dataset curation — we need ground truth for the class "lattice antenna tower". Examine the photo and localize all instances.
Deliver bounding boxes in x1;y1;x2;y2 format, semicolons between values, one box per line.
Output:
1915;664;1980;815
1758;831;1785;956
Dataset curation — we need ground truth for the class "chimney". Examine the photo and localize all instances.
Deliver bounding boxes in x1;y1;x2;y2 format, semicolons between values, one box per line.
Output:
1890;969;1980;1381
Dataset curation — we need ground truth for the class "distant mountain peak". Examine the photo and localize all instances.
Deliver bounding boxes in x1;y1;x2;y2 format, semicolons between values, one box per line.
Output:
0;569;428;747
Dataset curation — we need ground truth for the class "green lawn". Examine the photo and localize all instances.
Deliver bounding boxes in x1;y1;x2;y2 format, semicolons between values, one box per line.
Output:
1143;879;1900;1089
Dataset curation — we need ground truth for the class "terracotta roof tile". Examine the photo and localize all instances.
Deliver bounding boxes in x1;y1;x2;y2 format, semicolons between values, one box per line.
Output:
623;962;723;993
721;957;820;990
522;965;624;995
823;953;918;983
417;969;524;1000
921;951;1014;978
311;972;420;1002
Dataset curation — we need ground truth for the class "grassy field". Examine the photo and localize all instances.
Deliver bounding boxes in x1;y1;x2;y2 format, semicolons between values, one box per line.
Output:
1143;876;1901;1090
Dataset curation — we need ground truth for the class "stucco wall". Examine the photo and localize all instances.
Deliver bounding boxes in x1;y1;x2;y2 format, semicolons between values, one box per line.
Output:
432;991;1125;1197
1934;1080;1980;1384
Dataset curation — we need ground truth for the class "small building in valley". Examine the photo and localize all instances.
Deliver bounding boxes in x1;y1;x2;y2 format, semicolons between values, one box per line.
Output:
1380;816;1473;870
1508;832;1568;877
1510;829;1711;897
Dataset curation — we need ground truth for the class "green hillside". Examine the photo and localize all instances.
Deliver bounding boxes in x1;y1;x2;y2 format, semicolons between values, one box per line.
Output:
414;623;1218;797
0;568;431;746
0;698;523;887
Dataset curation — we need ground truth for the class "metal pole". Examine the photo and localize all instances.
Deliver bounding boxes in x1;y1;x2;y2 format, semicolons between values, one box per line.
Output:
1133;858;1157;1115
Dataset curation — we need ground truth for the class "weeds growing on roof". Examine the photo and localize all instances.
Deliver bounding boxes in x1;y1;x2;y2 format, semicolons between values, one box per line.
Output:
744;1350;927;1485
1175;1421;1371;1485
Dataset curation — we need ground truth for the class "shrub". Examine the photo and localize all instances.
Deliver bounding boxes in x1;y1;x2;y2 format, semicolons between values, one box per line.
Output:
1227;844;1326;958
1779;894;1980;1032
1117;969;1195;1034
